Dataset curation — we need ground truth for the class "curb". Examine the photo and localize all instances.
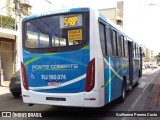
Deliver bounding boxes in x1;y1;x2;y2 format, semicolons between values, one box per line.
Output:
148;70;160;90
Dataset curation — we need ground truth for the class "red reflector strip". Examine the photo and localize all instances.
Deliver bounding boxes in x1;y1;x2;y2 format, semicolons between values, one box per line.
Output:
84;98;96;100
23;95;29;97
81;8;89;10
21;62;29;90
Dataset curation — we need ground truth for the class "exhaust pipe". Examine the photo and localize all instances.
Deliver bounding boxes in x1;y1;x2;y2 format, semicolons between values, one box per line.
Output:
28;104;34;106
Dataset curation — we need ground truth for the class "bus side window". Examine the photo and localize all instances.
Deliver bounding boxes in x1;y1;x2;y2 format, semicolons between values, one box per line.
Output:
112;30;117;56
137;45;140;58
124;37;128;57
105;25;112;56
133;42;134;57
99;23;107;56
133;43;136;58
135;44;137;58
121;35;125;57
117;33;122;57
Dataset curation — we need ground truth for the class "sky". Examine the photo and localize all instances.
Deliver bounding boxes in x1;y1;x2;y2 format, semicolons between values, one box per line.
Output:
29;0;160;55
30;0;118;12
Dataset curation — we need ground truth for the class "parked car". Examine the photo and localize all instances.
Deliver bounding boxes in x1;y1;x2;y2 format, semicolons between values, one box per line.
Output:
151;64;157;69
9;70;21;98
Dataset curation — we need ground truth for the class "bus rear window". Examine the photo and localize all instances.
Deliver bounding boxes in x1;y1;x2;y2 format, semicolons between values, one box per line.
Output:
24;13;89;50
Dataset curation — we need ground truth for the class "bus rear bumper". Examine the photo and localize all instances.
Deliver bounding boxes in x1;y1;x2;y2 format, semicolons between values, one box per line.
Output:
22;89;103;108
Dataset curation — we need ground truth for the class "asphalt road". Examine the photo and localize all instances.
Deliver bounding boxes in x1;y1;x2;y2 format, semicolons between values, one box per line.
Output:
0;68;159;120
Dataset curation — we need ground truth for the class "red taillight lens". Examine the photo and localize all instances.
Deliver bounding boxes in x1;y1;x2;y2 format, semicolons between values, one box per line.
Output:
21;62;29;90
85;58;95;92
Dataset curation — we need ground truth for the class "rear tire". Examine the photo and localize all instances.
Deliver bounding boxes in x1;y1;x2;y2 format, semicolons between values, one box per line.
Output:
12;92;21;98
119;82;126;103
135;70;141;86
135;80;139;86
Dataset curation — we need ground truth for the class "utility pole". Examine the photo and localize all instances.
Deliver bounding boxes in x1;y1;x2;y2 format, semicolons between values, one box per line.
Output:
13;0;21;71
45;0;52;11
13;0;31;72
14;0;21;28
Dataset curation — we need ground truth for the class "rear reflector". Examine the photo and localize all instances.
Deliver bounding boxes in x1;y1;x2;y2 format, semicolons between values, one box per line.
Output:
23;95;29;97
21;62;29;90
85;58;95;92
85;98;96;101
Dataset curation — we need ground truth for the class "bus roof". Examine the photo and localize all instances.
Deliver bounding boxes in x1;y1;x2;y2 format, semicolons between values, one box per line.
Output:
22;7;140;46
23;8;90;22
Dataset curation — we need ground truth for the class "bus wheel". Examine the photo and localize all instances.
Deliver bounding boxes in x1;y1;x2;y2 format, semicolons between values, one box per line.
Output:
119;82;126;103
135;79;139;86
135;70;141;86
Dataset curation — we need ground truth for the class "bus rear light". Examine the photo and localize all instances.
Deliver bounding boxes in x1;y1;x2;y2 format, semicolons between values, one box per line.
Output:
21;62;29;90
85;58;95;92
85;98;96;100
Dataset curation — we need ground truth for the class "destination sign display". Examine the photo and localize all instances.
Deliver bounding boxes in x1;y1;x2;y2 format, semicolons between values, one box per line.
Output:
60;14;82;28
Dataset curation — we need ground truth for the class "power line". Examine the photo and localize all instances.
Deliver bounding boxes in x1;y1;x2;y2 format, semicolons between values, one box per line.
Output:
136;0;143;17
134;0;152;24
139;0;153;18
0;5;9;11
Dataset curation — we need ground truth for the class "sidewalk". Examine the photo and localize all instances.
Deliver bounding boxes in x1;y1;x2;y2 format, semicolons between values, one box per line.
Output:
148;70;160;111
0;80;9;87
0;81;10;95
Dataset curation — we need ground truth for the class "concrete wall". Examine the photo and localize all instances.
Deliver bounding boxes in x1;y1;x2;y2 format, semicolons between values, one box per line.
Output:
99;8;116;24
0;40;14;80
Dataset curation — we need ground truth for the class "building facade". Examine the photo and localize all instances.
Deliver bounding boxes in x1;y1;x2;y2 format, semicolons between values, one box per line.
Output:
0;0;31;82
143;46;155;63
99;1;123;29
0;0;16;81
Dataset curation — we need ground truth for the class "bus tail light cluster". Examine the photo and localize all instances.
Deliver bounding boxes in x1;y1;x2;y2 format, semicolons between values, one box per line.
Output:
85;58;95;92
21;62;29;90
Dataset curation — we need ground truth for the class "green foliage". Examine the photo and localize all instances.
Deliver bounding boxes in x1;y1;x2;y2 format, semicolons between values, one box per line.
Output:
152;57;157;62
144;58;149;62
158;52;160;57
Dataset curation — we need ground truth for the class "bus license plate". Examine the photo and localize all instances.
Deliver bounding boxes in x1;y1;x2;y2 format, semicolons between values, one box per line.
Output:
48;82;61;87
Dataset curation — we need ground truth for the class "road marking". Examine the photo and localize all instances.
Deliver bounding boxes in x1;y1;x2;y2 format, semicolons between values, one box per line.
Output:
0;89;10;95
138;82;147;88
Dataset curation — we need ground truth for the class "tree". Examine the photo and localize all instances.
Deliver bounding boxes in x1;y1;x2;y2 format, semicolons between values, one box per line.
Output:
156;52;160;63
144;48;150;62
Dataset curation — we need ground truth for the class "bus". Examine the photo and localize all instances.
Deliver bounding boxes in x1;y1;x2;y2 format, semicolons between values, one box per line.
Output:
20;8;142;108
